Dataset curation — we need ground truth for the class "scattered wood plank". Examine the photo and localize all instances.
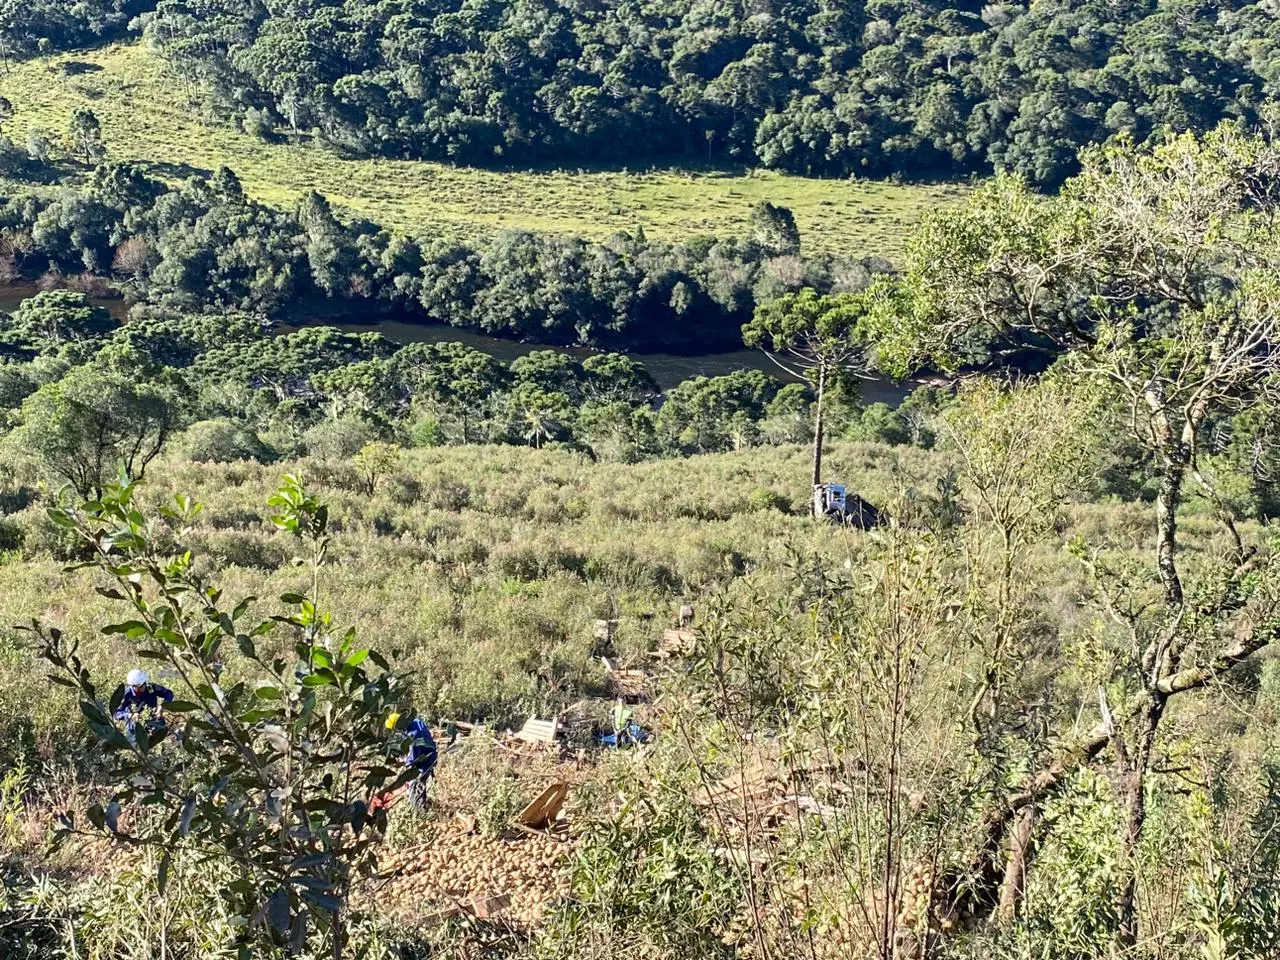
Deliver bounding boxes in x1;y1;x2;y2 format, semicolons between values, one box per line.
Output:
609;669;648;700
515;717;559;744
471;892;511;919
517;781;570;829
421;892;511;926
658;628;697;658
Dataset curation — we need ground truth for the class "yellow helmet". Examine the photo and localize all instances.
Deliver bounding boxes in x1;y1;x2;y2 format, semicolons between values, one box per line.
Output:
385;712;401;731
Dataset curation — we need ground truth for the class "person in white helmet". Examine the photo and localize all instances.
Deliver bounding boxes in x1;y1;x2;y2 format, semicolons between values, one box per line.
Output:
114;669;174;741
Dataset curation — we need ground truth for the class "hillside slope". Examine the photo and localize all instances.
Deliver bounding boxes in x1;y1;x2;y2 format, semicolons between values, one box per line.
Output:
0;43;965;258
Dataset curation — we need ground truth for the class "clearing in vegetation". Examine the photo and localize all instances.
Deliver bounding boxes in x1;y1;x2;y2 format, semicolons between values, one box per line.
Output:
0;43;966;258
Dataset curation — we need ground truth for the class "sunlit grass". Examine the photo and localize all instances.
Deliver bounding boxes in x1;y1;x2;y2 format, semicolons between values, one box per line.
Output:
0;43;969;257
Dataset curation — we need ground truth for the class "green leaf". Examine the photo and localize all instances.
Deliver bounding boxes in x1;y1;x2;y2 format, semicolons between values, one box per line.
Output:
46;509;77;529
300;889;340;914
102;620;148;636
166;700;200;713
80;701;110;726
280;592;307;605
238;708;282;723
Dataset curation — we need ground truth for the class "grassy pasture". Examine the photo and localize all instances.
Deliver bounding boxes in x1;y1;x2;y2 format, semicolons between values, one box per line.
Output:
0;43;968;257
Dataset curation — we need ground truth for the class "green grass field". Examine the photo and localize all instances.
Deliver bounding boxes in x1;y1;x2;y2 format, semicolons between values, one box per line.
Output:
0;43;967;256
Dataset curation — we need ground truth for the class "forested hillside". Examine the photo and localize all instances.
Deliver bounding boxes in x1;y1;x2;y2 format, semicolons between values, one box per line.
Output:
140;0;1280;182
0;155;894;347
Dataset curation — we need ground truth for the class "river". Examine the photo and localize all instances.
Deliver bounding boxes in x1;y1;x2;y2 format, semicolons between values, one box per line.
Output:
1;282;912;403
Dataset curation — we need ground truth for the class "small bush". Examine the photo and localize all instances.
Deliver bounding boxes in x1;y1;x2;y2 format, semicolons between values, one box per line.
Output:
178;418;273;463
387;473;423;506
12;507;81;561
0;516;23;553
303;416;379;460
747;485;790;513
410;415;445;448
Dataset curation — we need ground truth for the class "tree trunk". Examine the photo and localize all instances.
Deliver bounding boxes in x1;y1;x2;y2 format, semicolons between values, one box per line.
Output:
997;806;1037;922
1154;462;1185;606
1115;696;1164;947
811;363;827;506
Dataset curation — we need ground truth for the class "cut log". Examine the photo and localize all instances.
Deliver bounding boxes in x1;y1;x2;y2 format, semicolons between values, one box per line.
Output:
471;892;511;919
609;669;648;700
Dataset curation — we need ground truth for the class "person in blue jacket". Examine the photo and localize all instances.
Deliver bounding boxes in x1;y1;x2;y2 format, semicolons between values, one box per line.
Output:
386;712;438;808
115;669;174;743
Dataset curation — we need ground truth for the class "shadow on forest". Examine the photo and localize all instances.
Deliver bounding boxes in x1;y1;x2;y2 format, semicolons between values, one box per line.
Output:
140;160;210;180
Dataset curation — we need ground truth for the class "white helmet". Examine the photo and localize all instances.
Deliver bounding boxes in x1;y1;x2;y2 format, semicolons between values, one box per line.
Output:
125;669;149;688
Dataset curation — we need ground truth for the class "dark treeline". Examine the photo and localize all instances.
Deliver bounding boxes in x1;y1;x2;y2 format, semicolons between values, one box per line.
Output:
0;161;884;349
141;0;1280;185
0;0;149;61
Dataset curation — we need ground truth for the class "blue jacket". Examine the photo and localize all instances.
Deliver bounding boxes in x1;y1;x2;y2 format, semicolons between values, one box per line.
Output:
405;718;437;774
114;683;174;722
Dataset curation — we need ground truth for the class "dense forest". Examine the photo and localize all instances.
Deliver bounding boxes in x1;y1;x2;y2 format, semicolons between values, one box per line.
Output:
0;0;147;62
9;0;1274;182
134;0;1280;182
0;152;887;348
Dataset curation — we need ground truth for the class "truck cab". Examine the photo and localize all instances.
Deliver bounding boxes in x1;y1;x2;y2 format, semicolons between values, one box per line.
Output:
813;482;882;529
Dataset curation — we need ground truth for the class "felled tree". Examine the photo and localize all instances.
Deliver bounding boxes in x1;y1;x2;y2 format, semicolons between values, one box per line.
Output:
869;126;1280;944
743;289;870;502
27;474;413;958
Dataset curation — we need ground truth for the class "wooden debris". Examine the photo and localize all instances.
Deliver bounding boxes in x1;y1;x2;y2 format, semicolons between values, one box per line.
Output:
515;717;559;744
609;669;648;700
600;655;647;699
421;892;511;926
517;781;569;829
471;892;511;919
657;628;697;658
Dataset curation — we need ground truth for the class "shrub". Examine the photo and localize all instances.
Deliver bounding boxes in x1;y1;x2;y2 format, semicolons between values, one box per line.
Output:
178;418;272;463
410;415;445;448
0;516;23;553
303;416;378;460
746;485;790;513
